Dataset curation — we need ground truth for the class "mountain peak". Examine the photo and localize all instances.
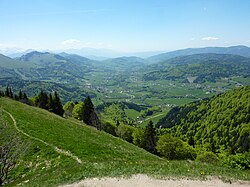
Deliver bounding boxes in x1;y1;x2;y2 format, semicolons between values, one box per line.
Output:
19;51;50;61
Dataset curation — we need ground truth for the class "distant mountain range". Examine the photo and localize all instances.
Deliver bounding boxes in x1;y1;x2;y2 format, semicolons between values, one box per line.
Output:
0;45;250;103
147;45;250;63
2;45;250;61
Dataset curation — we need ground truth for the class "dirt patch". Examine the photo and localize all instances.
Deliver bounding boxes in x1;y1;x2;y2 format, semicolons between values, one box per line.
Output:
61;174;250;187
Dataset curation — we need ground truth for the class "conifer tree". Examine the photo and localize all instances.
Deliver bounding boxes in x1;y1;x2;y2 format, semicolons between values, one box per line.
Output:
143;120;157;154
82;96;100;129
18;90;23;100
52;91;64;117
5;86;9;97
48;93;54;112
35;91;49;109
82;96;94;125
9;87;13;98
22;92;29;104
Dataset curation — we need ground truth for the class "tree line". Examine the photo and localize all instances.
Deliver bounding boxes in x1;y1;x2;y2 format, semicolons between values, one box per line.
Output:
0;87;100;130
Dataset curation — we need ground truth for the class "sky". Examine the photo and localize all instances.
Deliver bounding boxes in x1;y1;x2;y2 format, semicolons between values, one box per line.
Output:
0;0;250;53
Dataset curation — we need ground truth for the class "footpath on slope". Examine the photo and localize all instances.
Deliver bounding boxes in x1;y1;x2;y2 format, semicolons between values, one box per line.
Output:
2;109;82;164
61;174;250;187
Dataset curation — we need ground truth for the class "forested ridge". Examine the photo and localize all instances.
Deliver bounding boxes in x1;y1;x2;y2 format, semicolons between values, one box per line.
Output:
158;86;250;154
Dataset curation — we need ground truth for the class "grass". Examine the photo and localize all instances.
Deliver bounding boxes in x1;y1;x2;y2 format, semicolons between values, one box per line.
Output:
124;109;140;119
0;97;250;186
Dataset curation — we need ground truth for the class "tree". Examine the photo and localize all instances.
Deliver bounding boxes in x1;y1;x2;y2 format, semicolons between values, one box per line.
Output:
4;87;12;98
72;102;84;120
132;128;145;147
63;101;75;117
5;87;9;97
9;88;13;99
35;91;49;110
48;91;64;117
117;124;136;143
156;134;196;160
142;121;157;154
82;96;94;125
18;90;23;100
82;96;100;129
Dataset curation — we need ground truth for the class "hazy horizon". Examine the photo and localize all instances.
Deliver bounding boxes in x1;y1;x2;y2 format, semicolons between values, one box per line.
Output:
1;0;250;53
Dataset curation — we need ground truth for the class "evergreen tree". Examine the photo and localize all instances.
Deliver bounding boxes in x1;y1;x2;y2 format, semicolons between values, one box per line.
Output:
5;86;9;97
52;91;64;117
14;94;19;100
18;90;23;100
9;87;13;98
22;92;29;104
82;96;94;125
143;120;157;154
0;90;4;97
82;96;100;129
35;91;49;109
48;93;54;112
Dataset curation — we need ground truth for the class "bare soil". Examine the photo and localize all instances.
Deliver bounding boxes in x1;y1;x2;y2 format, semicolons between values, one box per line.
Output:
61;174;250;187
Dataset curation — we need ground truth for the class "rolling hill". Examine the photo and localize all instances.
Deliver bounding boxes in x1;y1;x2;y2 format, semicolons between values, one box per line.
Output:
157;86;250;154
147;45;250;63
143;53;250;83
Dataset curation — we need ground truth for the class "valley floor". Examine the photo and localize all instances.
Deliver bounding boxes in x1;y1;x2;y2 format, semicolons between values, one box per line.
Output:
61;174;250;187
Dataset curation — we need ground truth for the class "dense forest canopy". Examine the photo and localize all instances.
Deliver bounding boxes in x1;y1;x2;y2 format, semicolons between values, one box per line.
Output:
157;86;250;154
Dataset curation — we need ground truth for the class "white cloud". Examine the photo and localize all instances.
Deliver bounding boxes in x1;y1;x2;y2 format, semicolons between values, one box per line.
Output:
190;38;196;41
61;39;81;46
246;40;250;43
202;37;219;41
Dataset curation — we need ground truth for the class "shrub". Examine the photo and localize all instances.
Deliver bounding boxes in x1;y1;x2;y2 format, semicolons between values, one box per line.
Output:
117;124;136;143
156;134;197;160
132;128;145;147
222;152;250;170
101;121;117;136
196;151;219;164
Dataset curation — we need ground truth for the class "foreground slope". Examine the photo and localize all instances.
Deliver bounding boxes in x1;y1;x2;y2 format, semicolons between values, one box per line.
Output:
0;98;249;186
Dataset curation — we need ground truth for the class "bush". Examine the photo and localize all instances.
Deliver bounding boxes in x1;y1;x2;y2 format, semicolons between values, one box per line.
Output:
117;124;136;143
132;128;145;147
156;134;197;160
101;121;117;136
222;152;250;170
196;151;219;163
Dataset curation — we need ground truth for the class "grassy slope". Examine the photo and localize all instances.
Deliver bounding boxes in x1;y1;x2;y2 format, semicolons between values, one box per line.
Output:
0;98;249;186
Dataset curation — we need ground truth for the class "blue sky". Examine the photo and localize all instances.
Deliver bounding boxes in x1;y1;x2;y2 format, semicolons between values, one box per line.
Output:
0;0;250;52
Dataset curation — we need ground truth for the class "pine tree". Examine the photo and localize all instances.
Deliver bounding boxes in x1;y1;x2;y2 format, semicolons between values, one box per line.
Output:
82;96;94;125
18;90;23;100
53;91;64;117
48;93;54;112
9;87;13;98
143;120;157;154
82;96;100;129
35;91;49;109
5;86;9;97
22;93;29;104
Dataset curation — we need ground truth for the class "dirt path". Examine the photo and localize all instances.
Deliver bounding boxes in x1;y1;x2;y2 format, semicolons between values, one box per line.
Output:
3;109;82;164
61;174;250;187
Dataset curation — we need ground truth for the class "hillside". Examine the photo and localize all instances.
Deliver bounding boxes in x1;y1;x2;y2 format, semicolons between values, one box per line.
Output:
0;98;160;186
157;86;250;154
1;97;250;186
148;45;250;63
143;53;250;83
